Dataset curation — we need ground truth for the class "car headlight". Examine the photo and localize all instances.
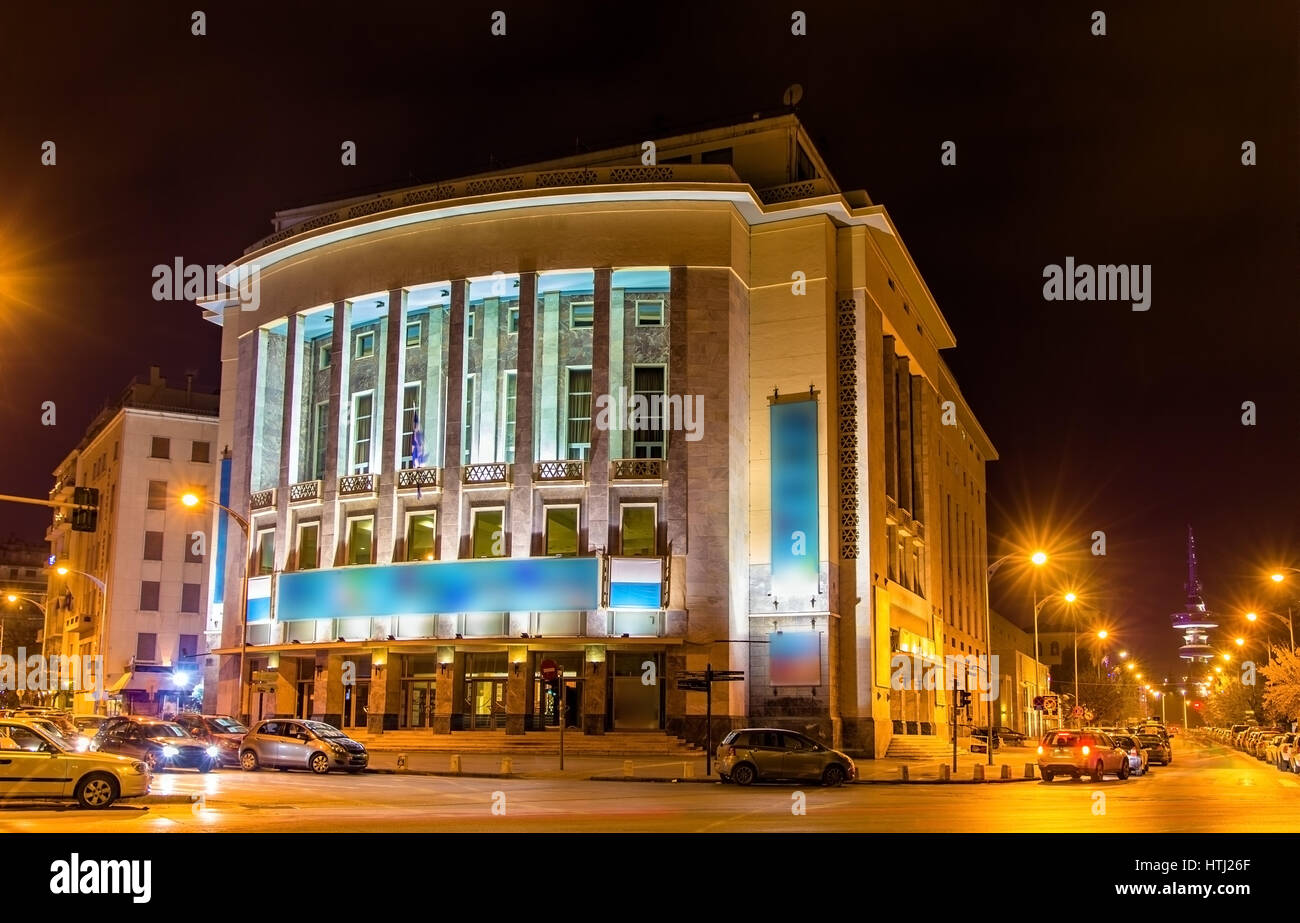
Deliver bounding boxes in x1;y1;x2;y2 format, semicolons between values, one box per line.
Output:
76;737;90;752
131;761;148;774
1081;746;1090;755
162;746;179;759
206;746;220;758
1037;745;1044;754
328;742;349;754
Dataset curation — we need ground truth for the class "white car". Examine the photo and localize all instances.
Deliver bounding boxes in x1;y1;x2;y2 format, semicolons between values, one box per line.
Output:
0;719;151;808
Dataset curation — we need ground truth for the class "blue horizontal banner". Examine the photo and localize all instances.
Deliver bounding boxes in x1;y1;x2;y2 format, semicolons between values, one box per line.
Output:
609;582;661;608
275;557;600;622
247;597;271;623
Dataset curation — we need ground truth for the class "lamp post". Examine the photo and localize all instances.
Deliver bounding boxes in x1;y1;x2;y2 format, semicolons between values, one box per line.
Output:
182;491;251;724
1267;570;1299;650
53;565;109;712
1033;590;1076;736
983;549;1049;764
1245;609;1294;652
1180;689;1188;728
1;594;47;663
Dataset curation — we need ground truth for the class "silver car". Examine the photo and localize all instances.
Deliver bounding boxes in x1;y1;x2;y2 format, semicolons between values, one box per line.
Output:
239;719;368;774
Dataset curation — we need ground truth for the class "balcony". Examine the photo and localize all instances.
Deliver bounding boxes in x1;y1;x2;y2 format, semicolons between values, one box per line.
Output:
339;474;376;497
397;467;440;493
288;480;322;504
756;177;835;204
610;458;665;482
463;463;511;487
534;460;585;483
250;489;275;511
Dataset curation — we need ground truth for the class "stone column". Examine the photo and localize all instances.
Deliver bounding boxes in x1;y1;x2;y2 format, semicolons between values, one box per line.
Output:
587;268;611;552
320;301;352;566
275;313;304;570
270;656;299;719
896;354;913;515
432;648;461;734
882;336;898;501
366;650;402;734
510;272;536;552
582;648;607;735
376;290;407;564
439;281;466;559
221;328;260;721
314;651;345;727
505;644;528;735
665;267;689;556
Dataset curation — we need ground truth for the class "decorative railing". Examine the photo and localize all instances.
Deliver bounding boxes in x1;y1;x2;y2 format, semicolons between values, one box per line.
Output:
249;489;275;511
911;521;926;543
884;495;899;524
534;460;585;482
610;458;665;481
397;467;440;491
339;474;376;495
288;480;322;503
757;178;834;204
463;463;510;486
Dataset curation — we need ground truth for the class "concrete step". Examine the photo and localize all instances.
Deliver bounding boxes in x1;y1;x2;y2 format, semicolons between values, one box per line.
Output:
886;735;957;758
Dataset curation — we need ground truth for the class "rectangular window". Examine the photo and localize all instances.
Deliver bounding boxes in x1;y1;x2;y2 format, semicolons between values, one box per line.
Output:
466;310;476;339
181;583;201;613
319;343;332;370
355;330;375;359
406;512;437;562
312;402;328;480
545;506;579;557
179;634;198;659
406;318;423;348
471;508;505;558
297;522;320;570
566;367;592;460
352;392;374;474
635;299;664;326
256;528;275;576
147;480;167;510
151;437;170;459
135;633;157;663
185;533;204;563
701;146;733;165
191;441;210;463
346;516;374;565
502;371;517;464
569;301;594;328
143;530;164;561
139;581;161;611
462;374;476;464
620;505;657;556
632;365;666;458
508;307;519;334
401;383;421;467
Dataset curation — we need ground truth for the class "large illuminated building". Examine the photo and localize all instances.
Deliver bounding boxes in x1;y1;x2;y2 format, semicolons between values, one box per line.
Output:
1173;526;1217;663
198;114;995;757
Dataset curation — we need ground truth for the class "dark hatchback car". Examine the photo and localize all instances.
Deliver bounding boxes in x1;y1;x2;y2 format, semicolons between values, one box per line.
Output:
92;717;220;772
174;714;248;768
1138;733;1172;765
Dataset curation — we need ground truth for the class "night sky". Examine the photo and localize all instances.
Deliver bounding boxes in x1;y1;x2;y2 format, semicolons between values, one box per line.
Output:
1;1;1294;678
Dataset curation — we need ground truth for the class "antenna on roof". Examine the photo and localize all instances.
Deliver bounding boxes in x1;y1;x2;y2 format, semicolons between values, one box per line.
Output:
783;83;804;109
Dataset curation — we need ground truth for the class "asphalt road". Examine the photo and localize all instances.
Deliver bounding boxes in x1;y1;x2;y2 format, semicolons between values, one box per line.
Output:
3;735;1297;833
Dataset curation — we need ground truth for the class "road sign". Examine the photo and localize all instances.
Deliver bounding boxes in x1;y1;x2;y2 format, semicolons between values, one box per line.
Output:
251;683;276;694
1042;695;1059;717
1071;705;1084;718
251;671;279;682
677;680;709;691
1084;709;1095;722
540;659;559;681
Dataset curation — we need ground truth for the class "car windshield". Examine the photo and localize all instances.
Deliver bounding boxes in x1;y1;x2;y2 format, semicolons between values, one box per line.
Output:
146;723;190;738
34;723;77;751
210;718;248;734
303;721;343;738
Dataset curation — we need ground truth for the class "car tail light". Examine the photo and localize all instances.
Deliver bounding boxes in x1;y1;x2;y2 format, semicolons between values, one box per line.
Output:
1081;745;1090;755
1036;745;1044;755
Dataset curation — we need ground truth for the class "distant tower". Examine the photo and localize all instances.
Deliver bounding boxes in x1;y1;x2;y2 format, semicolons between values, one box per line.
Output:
1173;527;1216;662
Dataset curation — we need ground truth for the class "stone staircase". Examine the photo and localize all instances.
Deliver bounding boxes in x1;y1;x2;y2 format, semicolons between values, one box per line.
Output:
885;734;956;760
350;729;701;756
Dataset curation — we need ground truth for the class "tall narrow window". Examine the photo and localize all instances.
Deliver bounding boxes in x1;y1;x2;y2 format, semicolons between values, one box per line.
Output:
346;517;374;565
401;383;422;468
462;374;476;464
147;480;167;510
352;392;374;474
256;528;275;575
406;512;437;561
566;368;592;460
508;306;519;334
355;330;375;359
466;310;476;339
471;508;505;558
312;402;329;480
406;318;423;348
297;522;319;570
620;505;657;556
632;365;666;458
545;506;579;556
502;371;517;464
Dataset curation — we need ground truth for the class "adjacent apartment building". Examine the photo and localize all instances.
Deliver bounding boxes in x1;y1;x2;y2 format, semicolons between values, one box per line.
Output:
43;367;220;716
198;114;996;757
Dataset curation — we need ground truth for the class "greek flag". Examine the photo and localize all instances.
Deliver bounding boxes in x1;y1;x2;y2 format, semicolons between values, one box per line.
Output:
411;410;426;498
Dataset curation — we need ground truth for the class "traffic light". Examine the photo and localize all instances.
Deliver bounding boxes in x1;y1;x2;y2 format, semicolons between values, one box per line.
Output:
70;486;100;532
958;690;972;708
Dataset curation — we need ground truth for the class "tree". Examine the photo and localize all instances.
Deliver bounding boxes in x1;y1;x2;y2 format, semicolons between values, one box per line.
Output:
1260;645;1300;725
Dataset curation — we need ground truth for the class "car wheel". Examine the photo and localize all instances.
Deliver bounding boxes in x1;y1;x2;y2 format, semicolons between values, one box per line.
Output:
731;763;757;786
239;749;259;771
1119;760;1130;780
75;773;118;809
822;764;846;787
1041;770;1054;782
309;752;331;774
1091;760;1104;783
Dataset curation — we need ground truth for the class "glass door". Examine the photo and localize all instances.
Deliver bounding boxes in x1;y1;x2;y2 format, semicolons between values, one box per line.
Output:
401;680;436;729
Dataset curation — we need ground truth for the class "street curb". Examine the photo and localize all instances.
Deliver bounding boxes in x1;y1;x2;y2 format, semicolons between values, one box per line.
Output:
140;793;198;804
365;768;514;779
585;775;1040;785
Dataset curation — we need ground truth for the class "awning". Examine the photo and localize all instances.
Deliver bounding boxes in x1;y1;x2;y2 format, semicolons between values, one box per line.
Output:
107;673;162;695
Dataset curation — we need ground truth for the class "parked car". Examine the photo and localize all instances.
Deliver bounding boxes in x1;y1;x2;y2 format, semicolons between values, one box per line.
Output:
71;715;109;751
174;714;248;768
715;728;856;786
1264;733;1294;769
15;708;77;739
1037;730;1131;782
0;718;150;808
1138;733;1171;765
1276;733;1298;771
239;719;369;774
93;717;219;772
1110;733;1150;776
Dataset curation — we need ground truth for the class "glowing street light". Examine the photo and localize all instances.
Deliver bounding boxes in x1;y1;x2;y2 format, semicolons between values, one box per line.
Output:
1235;637;1245;647
1097;630;1108;639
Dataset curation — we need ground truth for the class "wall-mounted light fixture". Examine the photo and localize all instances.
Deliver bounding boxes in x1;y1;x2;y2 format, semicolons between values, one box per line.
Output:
512;662;522;676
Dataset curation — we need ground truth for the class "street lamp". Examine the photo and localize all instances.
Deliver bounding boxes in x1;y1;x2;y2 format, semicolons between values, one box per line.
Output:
984;549;1049;764
1;593;47;660
181;490;252;723
1245;609;1294;650
51;564;109;711
1265;571;1298;649
1032;588;1077;736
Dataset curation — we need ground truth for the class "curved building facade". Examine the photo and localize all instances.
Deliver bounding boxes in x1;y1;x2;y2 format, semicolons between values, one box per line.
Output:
197;115;996;757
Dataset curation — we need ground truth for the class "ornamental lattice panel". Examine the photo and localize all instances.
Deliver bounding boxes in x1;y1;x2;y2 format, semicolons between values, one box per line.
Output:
837;296;860;559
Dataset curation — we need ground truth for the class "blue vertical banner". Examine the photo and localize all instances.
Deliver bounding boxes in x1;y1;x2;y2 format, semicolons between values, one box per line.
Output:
214;454;231;605
770;398;820;599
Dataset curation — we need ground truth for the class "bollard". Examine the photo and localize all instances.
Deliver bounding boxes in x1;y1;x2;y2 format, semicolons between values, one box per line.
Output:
624;759;634;777
938;764;951;781
501;757;512;774
682;762;695;778
973;763;985;781
450;754;461;774
1000;764;1011;780
1025;763;1036;779
396;753;407;771
900;765;910;781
